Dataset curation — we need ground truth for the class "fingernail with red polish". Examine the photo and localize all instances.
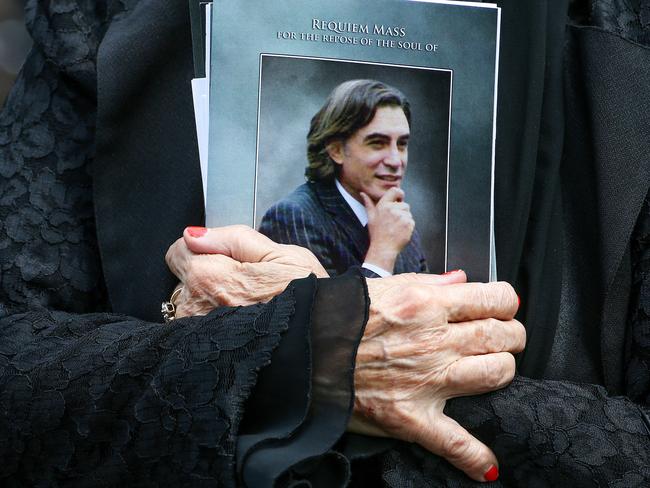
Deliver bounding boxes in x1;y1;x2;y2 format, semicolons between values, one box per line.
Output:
484;465;499;482
186;226;207;238
443;269;462;275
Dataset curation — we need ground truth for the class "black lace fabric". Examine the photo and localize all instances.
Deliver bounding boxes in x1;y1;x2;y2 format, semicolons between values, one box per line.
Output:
0;0;116;316
590;0;650;46
0;298;297;486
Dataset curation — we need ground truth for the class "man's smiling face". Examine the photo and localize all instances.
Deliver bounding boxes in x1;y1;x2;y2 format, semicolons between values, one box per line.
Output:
328;105;410;203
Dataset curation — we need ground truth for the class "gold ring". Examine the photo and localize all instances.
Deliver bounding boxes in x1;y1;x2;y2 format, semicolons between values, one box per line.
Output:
161;286;183;323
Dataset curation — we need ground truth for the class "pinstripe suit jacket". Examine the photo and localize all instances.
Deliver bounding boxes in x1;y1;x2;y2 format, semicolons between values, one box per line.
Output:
258;181;428;277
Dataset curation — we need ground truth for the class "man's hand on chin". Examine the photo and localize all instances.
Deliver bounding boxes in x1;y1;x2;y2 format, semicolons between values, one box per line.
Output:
362;187;415;273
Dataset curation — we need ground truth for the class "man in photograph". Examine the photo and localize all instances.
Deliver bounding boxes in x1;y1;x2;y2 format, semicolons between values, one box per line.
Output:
259;79;428;277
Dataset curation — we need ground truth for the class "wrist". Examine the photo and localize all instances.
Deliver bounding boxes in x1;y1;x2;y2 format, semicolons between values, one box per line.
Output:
364;244;398;274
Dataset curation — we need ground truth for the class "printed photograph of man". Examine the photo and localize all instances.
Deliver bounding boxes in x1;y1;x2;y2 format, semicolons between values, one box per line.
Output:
259;80;427;278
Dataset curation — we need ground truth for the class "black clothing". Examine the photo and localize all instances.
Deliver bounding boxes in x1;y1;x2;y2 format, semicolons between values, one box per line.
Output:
1;0;649;487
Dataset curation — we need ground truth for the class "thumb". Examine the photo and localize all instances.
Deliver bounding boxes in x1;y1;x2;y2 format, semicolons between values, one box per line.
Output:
416;414;500;483
360;192;376;213
183;225;278;263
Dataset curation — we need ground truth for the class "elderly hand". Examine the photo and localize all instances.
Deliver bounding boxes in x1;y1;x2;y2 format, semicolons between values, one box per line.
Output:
351;273;525;482
165;225;327;317
166;225;525;482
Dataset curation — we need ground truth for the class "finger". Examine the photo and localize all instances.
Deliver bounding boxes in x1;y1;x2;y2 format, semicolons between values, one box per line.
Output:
165;237;193;280
378;270;468;286
183;225;279;262
439;281;519;322
174;285;213;319
360;192;376;212
443;352;516;397
414;413;499;482
450;318;526;356
389;201;410;213
379;187;404;203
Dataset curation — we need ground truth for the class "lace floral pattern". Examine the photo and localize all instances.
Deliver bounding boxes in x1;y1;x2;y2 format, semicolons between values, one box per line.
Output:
590;0;650;46
0;296;295;486
352;376;650;487
0;1;126;316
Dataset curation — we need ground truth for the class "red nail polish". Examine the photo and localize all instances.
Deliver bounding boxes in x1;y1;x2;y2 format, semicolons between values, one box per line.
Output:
484;465;499;482
443;269;462;275
186;226;207;238
517;294;521;308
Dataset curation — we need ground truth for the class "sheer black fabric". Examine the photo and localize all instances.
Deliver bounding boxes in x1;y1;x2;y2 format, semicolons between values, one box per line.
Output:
239;272;369;486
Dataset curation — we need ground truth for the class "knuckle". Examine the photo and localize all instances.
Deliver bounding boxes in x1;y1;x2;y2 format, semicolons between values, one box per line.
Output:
512;320;527;351
405;285;431;308
445;363;464;390
502;353;516;382
482;357;506;389
475;285;493;311
487;354;515;389
482;318;501;344
391;285;429;321
165;238;182;267
496;281;517;306
472;320;488;343
441;431;472;460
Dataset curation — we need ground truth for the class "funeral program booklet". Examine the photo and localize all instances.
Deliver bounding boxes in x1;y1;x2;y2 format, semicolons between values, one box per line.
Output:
196;0;500;282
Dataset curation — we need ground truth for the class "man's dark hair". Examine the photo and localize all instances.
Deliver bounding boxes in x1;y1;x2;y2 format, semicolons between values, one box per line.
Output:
305;79;411;182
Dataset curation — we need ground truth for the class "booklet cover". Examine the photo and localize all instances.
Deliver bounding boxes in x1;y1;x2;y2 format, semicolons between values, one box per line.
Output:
204;0;500;281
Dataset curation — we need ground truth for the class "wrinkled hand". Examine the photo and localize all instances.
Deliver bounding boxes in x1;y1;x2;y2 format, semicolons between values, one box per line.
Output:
361;188;415;273
351;272;525;482
165;225;327;317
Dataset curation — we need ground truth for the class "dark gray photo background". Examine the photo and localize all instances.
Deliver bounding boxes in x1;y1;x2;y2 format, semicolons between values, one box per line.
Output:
255;55;451;273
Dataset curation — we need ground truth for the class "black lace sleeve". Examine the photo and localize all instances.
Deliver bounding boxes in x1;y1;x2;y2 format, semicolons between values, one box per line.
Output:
0;294;297;486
